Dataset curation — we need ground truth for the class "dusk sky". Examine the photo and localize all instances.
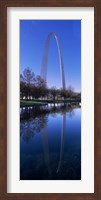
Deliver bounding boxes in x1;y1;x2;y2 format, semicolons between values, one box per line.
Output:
20;20;81;92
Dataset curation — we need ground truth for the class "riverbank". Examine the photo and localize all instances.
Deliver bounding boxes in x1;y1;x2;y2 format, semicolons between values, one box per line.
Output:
20;99;81;107
20;100;48;107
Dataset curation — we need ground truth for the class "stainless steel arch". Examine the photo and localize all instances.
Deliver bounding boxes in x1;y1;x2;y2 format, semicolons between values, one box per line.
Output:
41;32;66;89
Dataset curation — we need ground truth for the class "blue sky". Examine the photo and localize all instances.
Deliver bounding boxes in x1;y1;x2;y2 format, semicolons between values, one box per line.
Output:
20;20;81;92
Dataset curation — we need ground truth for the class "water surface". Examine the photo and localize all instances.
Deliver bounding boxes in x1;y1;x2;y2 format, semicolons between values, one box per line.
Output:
20;103;81;180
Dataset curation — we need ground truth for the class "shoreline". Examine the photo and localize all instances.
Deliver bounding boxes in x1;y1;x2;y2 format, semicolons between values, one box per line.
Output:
20;99;81;107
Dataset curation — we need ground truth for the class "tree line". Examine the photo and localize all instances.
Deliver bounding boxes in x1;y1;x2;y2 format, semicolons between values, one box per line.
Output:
20;67;81;101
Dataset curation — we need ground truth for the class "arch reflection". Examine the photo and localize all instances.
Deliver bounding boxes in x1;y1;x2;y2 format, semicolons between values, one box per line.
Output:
40;112;66;174
20;103;80;176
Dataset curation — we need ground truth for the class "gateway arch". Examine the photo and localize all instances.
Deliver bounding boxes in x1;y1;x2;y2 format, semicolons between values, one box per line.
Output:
41;32;66;89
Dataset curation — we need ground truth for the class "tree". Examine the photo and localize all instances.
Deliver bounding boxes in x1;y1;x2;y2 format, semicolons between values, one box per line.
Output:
21;67;35;100
20;82;27;100
50;87;57;101
22;67;35;84
34;75;47;99
60;88;68;100
67;86;74;100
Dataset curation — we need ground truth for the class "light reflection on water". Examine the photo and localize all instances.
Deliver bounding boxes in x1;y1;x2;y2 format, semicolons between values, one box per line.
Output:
20;103;81;180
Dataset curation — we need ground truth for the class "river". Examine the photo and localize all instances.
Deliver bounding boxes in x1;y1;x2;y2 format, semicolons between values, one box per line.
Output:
20;103;81;180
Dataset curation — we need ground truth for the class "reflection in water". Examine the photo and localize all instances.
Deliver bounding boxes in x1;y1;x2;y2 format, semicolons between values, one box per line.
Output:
41;113;66;174
20;103;81;180
57;113;66;173
41;126;51;175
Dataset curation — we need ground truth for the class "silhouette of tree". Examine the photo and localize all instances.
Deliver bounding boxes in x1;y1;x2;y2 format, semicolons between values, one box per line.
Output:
50;87;57;101
60;88;68;100
20;67;79;102
20;81;28;100
67;86;74;100
35;75;47;98
21;67;35;100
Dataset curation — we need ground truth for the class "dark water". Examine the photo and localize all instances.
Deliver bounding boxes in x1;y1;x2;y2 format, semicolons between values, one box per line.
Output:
20;103;81;180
